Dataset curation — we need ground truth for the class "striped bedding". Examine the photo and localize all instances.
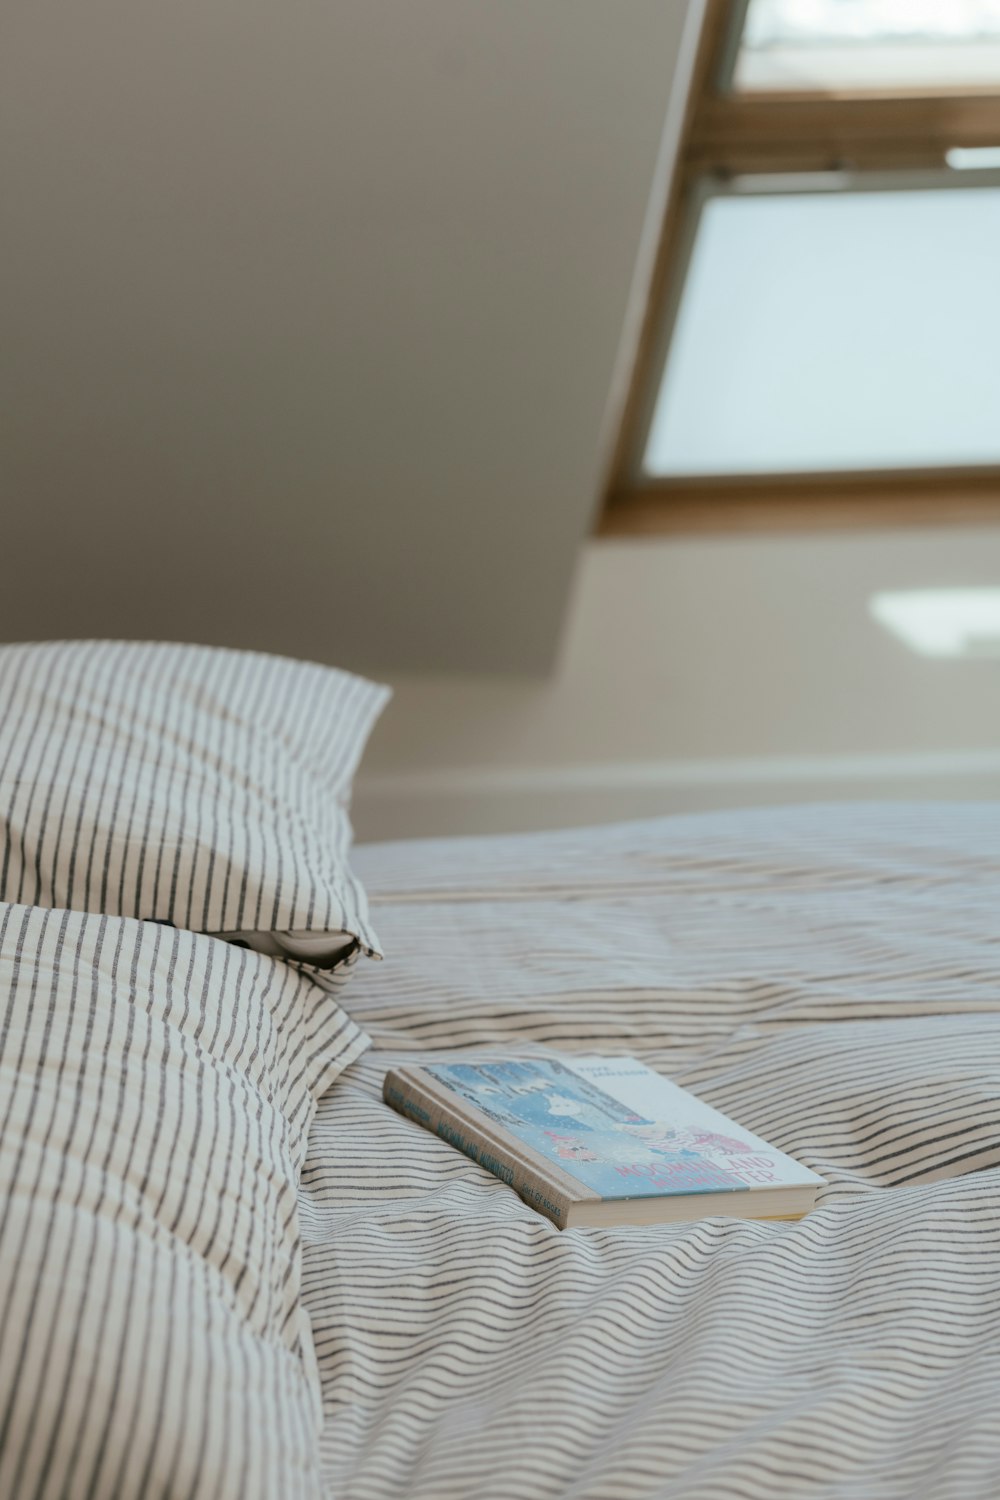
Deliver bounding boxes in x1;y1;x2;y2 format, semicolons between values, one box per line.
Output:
298;803;1000;1500
0;640;388;958
0;904;369;1500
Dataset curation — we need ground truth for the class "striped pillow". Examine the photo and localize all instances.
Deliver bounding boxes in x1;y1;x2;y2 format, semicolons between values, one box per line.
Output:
0;903;369;1500
0;640;389;961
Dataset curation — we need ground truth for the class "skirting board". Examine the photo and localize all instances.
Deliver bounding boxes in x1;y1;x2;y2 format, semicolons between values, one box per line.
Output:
352;749;1000;842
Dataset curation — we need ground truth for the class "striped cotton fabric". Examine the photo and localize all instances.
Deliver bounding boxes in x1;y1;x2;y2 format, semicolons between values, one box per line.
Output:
299;803;1000;1499
0;640;389;954
0;904;369;1500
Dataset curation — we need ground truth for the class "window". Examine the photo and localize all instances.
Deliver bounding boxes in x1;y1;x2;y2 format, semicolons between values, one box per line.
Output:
735;0;1000;92
604;0;1000;536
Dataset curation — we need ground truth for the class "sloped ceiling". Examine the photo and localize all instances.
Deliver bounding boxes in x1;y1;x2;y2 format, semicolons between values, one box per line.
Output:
1;1;696;673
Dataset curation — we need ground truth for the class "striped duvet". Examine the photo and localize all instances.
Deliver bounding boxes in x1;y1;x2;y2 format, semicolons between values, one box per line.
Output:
298;803;1000;1500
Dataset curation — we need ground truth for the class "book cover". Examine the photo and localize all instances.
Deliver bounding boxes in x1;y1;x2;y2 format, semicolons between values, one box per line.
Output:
384;1055;822;1229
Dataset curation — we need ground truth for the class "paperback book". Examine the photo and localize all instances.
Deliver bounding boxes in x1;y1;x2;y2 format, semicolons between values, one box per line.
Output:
384;1055;822;1229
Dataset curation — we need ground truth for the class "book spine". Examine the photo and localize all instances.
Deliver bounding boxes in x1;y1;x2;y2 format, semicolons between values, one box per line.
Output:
383;1069;578;1229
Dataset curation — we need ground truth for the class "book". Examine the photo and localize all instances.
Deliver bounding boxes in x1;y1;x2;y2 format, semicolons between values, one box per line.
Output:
383;1055;823;1229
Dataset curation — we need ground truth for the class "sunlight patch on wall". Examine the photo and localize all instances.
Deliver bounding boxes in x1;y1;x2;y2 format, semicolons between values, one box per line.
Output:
870;588;1000;657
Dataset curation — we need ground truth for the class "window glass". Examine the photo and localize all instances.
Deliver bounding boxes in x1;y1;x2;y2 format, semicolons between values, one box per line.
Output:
643;181;1000;477
734;0;1000;91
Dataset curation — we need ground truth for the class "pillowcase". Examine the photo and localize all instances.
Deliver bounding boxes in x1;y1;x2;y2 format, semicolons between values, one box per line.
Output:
0;902;370;1500
0;640;389;961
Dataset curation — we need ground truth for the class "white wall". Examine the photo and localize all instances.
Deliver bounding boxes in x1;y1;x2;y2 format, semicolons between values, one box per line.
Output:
353;527;1000;839
0;0;699;674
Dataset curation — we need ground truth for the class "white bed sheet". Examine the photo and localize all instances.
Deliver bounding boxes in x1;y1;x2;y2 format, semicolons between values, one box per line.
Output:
299;804;1000;1499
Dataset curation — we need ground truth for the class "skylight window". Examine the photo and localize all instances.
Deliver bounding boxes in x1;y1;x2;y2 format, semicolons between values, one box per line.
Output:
735;0;1000;91
603;0;1000;538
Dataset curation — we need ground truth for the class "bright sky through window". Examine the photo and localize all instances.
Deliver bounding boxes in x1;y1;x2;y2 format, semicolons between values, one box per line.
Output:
736;0;1000;90
643;185;1000;478
744;0;1000;48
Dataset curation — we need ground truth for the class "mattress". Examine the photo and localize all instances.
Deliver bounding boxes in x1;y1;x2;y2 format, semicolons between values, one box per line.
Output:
297;803;1000;1499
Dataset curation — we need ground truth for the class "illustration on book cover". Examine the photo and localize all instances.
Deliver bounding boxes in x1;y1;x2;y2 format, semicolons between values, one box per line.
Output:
425;1058;776;1199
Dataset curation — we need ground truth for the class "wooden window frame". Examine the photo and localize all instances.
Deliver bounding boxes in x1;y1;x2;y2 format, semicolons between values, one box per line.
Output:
601;0;1000;538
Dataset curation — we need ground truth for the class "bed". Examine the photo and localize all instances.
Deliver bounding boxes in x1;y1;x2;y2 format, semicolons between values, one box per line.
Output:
299;804;1000;1499
1;643;998;1499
